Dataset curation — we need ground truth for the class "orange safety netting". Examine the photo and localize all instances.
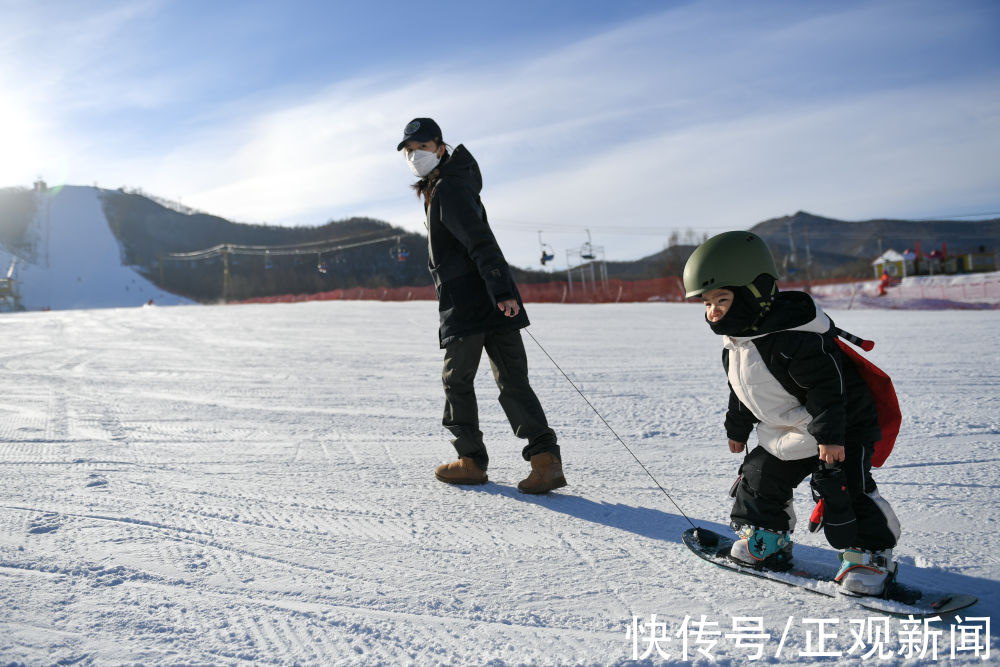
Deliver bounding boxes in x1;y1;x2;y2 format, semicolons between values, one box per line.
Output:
234;277;688;305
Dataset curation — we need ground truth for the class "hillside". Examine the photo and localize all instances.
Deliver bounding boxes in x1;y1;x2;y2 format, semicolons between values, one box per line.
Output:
750;211;1000;279
102;189;561;301
603;244;698;281
99;189;433;301
581;213;1000;284
2;185;997;309
0;186;191;310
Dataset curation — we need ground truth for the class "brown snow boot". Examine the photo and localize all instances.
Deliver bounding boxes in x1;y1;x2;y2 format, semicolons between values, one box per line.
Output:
434;456;488;485
517;452;567;494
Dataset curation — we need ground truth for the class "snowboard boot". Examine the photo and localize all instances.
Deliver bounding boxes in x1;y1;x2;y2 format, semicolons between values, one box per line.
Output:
434;456;488;485
517;453;567;494
730;526;793;571
836;548;896;596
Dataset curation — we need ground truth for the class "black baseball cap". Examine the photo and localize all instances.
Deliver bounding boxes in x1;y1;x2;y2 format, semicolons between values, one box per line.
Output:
396;118;443;151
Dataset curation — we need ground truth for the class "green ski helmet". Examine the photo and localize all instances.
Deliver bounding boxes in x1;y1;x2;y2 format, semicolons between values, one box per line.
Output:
683;231;779;298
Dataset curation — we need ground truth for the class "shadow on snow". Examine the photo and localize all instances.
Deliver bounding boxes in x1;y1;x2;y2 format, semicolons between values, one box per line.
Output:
467;483;999;629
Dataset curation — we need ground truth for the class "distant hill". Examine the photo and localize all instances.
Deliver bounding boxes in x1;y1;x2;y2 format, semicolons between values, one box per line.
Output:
0;186;191;310
595;211;1000;283
0;185;561;308
603;244;698;281
749;211;1000;279
3;184;997;308
99;189;435;301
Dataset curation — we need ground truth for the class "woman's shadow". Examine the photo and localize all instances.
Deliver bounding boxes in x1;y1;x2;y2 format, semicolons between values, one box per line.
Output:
471;482;695;544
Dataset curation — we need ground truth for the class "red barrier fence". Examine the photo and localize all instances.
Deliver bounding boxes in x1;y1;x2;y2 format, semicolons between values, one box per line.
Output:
236;273;1000;308
235;276;689;305
518;277;687;303
237;285;436;304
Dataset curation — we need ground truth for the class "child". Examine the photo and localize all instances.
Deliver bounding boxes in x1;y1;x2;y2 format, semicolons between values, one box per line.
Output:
682;231;901;596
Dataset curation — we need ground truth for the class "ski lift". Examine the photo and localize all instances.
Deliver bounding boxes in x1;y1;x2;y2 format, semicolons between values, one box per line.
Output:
317;252;328;274
581;229;596;260
538;231;555;266
783;253;798;276
389;236;409;262
265;250;273;270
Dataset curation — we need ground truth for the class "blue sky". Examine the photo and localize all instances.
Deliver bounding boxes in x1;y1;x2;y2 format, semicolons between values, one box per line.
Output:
2;0;998;269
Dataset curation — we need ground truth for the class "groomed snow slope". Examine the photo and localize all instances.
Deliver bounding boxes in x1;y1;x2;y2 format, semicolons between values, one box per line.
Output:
2;186;191;311
0;302;996;664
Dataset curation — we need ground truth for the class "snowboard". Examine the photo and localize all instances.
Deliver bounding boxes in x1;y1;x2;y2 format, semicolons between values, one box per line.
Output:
683;527;978;618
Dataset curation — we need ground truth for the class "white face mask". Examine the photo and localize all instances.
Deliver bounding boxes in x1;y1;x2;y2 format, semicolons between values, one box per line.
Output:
405;149;441;178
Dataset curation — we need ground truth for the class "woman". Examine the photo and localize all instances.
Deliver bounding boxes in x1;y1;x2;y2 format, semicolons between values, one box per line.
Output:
396;117;565;494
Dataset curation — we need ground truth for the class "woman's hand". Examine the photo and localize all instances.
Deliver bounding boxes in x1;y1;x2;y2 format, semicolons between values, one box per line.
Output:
819;444;846;465
498;299;520;317
728;439;746;454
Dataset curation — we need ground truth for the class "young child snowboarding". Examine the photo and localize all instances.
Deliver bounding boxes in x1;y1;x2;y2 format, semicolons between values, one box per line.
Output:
396;117;565;494
683;231;901;596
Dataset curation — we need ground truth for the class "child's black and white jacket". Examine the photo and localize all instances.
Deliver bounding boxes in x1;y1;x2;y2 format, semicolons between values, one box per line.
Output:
722;291;881;460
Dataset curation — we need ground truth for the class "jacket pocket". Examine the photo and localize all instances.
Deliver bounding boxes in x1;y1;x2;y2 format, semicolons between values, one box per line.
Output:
439;274;494;323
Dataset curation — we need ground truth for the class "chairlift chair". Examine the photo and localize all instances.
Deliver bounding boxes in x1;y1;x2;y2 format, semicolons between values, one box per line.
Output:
390;236;409;262
580;229;596;260
538;231;555;265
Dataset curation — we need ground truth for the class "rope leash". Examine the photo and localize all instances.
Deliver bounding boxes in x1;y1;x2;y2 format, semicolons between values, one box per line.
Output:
524;328;698;531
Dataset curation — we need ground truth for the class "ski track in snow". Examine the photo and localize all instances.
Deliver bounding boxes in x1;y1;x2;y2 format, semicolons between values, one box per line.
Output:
0;301;997;665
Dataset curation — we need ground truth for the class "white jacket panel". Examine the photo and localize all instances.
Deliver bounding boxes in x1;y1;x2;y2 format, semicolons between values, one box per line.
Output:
724;310;832;461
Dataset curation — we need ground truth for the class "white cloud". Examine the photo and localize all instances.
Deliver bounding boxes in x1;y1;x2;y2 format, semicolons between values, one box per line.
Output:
485;80;1000;265
2;0;998;271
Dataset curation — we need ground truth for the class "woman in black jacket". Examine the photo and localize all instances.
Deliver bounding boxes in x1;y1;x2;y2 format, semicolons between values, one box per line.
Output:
397;118;565;494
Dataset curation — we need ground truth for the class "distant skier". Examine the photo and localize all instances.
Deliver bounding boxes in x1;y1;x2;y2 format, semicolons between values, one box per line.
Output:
683;231;901;596
877;269;891;296
396;118;565;494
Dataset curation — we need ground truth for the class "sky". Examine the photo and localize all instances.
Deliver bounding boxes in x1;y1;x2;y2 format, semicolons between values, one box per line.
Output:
1;0;999;270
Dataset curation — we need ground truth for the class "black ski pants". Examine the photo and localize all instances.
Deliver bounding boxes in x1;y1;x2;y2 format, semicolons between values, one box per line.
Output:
730;443;899;551
441;328;558;471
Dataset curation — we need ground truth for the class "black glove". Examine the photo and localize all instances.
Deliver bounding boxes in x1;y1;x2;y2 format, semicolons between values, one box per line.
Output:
810;464;857;549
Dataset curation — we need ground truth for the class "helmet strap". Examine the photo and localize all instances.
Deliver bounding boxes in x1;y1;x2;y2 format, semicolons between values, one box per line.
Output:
744;280;777;333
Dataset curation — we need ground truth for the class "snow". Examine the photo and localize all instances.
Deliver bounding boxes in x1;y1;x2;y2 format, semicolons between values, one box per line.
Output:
0;300;997;664
1;186;192;311
809;272;1000;311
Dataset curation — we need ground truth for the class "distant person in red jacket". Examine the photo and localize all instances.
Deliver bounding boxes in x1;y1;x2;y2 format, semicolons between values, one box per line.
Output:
877;270;891;297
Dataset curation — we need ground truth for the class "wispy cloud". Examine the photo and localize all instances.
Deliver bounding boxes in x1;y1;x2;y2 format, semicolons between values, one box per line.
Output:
2;0;998;268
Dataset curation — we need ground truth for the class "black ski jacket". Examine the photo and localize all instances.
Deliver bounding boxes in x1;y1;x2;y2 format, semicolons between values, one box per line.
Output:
722;291;881;451
423;145;528;347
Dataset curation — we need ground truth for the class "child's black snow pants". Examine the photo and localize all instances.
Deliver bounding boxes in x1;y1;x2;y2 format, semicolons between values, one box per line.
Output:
730;443;900;551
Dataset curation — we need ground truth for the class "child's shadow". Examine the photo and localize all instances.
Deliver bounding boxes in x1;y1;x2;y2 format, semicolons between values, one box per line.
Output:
473;484;1000;626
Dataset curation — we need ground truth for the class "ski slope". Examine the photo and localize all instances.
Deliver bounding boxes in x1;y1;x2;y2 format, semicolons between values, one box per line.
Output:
0;301;996;664
0;186;191;311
